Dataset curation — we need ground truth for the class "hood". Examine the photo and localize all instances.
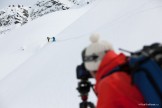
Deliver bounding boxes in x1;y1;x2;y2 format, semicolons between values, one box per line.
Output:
96;50;127;82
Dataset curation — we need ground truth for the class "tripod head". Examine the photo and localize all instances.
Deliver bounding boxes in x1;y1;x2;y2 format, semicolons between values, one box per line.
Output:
77;79;91;96
77;79;95;108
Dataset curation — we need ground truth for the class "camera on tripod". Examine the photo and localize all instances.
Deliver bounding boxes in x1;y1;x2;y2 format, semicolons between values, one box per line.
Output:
76;63;92;80
76;63;92;95
76;63;95;108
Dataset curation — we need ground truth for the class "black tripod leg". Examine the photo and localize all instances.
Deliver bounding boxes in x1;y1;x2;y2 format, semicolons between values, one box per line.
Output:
87;102;95;108
80;102;95;108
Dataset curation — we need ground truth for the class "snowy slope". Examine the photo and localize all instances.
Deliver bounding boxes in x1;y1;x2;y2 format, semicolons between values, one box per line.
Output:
0;2;95;80
0;2;98;107
58;0;162;51
0;0;162;108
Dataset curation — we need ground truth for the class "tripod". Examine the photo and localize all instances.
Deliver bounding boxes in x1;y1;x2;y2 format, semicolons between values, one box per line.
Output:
79;94;95;108
77;79;95;108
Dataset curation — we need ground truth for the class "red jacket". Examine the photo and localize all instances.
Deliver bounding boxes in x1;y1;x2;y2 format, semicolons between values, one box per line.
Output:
95;50;147;108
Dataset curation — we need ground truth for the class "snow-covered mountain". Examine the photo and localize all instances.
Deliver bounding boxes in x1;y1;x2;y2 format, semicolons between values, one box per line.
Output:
30;0;70;20
0;5;30;34
0;0;95;34
69;0;95;8
0;0;162;108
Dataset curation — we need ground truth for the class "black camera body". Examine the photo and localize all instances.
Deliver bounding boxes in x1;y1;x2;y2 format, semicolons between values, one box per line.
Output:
76;63;92;80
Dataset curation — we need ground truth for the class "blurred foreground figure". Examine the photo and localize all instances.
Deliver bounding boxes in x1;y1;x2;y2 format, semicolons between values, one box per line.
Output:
82;33;146;108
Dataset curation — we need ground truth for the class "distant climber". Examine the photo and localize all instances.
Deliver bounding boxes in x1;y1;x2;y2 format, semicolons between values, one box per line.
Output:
52;37;55;42
47;37;50;42
47;37;56;42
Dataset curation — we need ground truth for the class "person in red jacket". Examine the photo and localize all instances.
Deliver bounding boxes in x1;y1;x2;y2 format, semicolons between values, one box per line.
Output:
82;33;147;108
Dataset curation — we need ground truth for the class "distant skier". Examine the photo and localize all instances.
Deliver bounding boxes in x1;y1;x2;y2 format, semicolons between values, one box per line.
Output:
47;37;50;42
52;37;56;42
47;37;56;42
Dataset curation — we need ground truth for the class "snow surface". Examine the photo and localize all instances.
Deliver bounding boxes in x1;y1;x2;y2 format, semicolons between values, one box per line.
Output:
0;0;162;108
0;1;97;108
0;0;95;80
